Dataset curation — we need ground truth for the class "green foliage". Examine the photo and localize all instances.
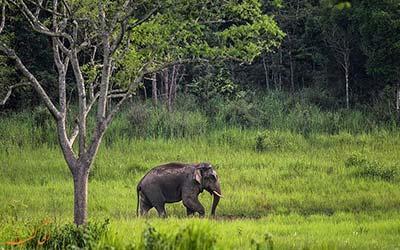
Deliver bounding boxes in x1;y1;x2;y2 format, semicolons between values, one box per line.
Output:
254;131;294;152
4;219;110;249
117;0;283;86
217;98;258;128
123;103;208;139
345;153;397;182
251;232;274;250
141;223;216;250
188;65;241;103
356;0;400;82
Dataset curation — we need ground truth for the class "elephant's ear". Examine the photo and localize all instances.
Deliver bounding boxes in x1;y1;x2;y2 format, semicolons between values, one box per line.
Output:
194;168;202;184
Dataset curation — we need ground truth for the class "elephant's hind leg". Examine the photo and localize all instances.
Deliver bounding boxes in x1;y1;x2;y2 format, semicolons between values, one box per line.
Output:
139;192;153;216
140;202;152;216
154;204;167;217
186;207;195;216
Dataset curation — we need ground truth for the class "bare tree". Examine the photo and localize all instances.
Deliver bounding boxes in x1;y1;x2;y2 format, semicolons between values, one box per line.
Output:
160;64;184;112
323;24;352;109
0;0;160;225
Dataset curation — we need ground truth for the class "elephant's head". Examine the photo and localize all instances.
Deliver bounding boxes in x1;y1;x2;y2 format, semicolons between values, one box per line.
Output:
194;163;222;216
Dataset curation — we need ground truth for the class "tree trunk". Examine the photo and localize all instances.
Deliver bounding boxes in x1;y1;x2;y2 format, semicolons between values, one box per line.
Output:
279;49;283;91
162;68;170;110
289;51;295;92
262;55;270;91
396;83;400;123
345;66;349;109
72;165;89;225
152;73;157;106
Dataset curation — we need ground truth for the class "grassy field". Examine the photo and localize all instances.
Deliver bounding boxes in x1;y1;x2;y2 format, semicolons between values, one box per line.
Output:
1;113;400;249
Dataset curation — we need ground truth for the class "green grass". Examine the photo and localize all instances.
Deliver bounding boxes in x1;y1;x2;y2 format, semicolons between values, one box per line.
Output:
1;113;400;249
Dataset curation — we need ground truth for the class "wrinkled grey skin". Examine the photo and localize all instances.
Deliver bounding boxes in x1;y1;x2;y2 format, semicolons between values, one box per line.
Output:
136;162;222;217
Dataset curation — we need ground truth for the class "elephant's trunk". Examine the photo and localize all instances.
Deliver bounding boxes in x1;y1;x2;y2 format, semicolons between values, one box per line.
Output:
211;182;221;216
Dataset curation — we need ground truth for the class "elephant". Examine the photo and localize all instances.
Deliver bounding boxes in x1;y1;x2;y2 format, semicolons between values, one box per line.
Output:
136;162;222;217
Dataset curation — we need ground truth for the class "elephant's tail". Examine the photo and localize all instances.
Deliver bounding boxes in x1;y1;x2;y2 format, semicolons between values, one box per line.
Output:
136;185;141;217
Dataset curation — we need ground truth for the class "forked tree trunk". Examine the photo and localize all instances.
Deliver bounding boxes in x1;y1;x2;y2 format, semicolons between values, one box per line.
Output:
72;164;90;225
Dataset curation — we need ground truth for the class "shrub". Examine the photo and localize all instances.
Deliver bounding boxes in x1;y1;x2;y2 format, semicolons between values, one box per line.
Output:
8;219;110;249
344;153;368;168
345;153;397;182
127;102;151;137
254;131;294;152
32;107;57;145
141;223;216;250
217;98;259;128
251;233;274;250
124;103;209;139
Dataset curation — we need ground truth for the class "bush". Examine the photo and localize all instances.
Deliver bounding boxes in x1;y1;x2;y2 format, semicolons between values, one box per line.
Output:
254;131;294;152
345;153;397;182
8;219;110;249
141;223;216;250
127;102;151;136
151;109;208;138
217;98;259;128
32;107;57;145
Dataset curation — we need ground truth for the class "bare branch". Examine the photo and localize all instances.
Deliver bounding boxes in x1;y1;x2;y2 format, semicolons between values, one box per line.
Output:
60;0;71;17
96;0;112;123
0;1;5;33
0;43;61;119
0;82;30;105
25;0;65;18
69;92;100;146
15;0;74;43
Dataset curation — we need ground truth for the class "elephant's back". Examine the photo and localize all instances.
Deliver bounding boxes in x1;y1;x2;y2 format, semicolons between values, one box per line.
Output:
139;162;191;186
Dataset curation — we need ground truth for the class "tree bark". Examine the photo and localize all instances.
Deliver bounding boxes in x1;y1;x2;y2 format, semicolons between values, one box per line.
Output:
72;165;89;225
152;73;157;106
396;83;400;123
279;49;283;91
345;64;349;109
289;51;295;92
262;54;270;91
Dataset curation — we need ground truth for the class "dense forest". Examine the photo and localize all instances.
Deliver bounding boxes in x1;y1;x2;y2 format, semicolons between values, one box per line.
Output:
1;0;400;126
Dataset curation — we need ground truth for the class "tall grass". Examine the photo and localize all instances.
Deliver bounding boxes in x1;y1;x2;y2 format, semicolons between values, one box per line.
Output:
1;90;397;147
1;92;400;249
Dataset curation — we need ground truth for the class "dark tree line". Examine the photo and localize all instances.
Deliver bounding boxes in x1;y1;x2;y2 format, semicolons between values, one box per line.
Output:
1;0;400;122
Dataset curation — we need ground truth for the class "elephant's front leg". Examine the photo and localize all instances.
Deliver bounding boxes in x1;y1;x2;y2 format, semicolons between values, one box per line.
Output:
182;195;205;217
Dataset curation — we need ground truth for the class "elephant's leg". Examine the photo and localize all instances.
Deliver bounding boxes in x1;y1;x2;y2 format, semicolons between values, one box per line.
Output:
186;207;195;216
144;189;167;217
139;192;153;216
139;199;153;216
154;204;167;217
140;203;152;216
183;196;205;217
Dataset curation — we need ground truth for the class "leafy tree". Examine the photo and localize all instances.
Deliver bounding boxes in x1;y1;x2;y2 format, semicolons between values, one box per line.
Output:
355;0;400;119
0;0;283;225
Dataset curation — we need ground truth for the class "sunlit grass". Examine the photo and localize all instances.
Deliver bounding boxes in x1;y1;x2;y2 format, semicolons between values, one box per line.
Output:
1;112;400;248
